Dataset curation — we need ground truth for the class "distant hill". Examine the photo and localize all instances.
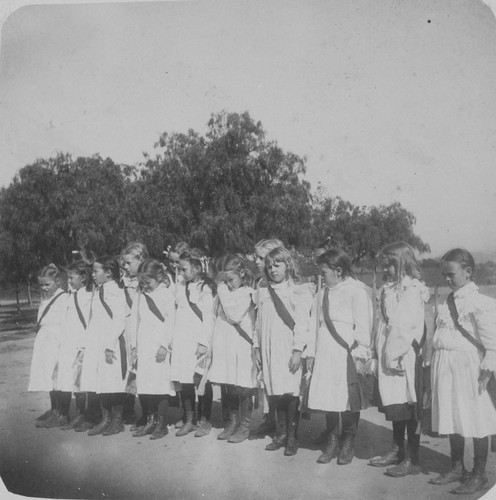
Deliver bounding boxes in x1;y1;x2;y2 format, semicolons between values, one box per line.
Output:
472;251;496;264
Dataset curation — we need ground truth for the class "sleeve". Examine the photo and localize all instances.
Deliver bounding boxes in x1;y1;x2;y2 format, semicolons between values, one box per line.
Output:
217;284;253;324
474;296;496;373
351;286;374;359
158;288;175;350
384;285;425;369
196;285;215;348
291;283;314;352
103;287;126;351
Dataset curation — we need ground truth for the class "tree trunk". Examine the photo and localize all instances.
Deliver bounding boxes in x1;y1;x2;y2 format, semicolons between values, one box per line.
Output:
27;279;33;308
15;283;21;316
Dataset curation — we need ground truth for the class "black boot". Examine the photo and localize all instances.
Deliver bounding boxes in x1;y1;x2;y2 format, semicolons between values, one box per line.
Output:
229;391;252;444
88;409;112;436
317;433;340;464
338;411;358;465
218;410;238;440
103;404;125;436
284;399;300;456
429;434;467;485
369;420;406;467
265;426;288;451
133;413;157;437
450;437;489;495
250;394;276;439
150;415;168;440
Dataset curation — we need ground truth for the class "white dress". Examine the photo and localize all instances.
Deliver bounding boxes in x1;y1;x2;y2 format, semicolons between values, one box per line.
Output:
28;289;67;392
431;282;496;437
129;284;176;396
56;288;91;392
80;280;127;394
170;280;214;384
307;278;373;412
208;284;257;389
375;276;429;407
254;280;313;397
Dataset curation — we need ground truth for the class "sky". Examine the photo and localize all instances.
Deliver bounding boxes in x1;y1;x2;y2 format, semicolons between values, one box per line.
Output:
1;0;496;257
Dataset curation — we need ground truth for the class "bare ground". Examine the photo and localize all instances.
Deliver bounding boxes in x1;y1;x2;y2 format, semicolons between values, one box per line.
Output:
1;302;495;500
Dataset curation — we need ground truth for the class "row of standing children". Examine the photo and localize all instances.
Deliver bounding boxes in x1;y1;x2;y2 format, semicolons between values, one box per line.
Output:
28;240;496;495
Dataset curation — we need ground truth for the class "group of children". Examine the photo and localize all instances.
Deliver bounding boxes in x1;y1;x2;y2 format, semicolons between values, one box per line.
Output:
28;239;496;495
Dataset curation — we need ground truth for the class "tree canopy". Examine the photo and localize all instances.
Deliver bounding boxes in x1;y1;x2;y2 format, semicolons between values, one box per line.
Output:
0;111;429;284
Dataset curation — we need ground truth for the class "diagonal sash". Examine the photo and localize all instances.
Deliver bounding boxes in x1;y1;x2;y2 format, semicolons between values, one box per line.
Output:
124;286;133;309
35;291;66;333
99;285;127;379
322;287;362;412
185;282;203;322
267;285;295;332
73;291;87;329
144;293;165;323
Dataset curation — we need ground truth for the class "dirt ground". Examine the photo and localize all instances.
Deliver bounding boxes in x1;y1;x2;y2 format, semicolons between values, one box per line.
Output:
1;302;496;500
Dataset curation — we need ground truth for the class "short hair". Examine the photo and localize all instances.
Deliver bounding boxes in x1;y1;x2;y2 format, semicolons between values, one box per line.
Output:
316;248;353;278
379;241;422;281
441;248;475;272
264;246;297;281
67;260;93;291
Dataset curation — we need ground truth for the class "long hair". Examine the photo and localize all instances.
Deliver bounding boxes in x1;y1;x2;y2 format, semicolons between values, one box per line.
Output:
137;259;171;290
67;260;93;292
379;241;422;284
264;246;298;282
179;248;216;295
215;254;254;288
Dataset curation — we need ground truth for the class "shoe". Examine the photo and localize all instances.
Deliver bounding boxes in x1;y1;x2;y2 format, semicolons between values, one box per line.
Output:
218;411;238;440
174;419;185;429
103;405;125;436
150;416;169;440
228;418;250;444
450;473;488;495
368;444;403;467
61;414;85;431
385;459;421;477
429;466;467;485
45;414;69;428
265;426;288;451
130;416;147;432
284;435;298;456
317;433;340;464
176;421;197;436
35;409;54;422
251;414;276;439
132;414;157;437
337;433;355;465
194;418;212;437
74;420;95;432
88;409;112;436
35;410;56;428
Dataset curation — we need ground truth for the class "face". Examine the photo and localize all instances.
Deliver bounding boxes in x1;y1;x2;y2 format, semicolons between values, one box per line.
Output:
266;259;288;284
442;260;472;292
168;252;180;271
224;270;243;291
320;263;342;288
139;274;159;293
68;271;85;291
122;253;142;278
179;260;200;282
92;262;111;285
254;248;268;272
381;256;398;282
38;277;58;297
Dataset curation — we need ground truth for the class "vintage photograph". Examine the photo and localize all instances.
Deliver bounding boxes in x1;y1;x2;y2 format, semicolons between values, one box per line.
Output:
1;0;496;498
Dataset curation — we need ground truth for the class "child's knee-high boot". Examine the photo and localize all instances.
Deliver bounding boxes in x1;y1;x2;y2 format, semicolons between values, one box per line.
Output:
103;403;125;436
284;396;300;456
218;387;238;440
176;386;197;436
369;420;406;467
62;392;86;430
338;411;359;465
317;412;340;464
429;434;467;485
451;437;489;495
150;396;169;440
385;419;421;477
265;397;288;451
88;409;112;436
46;391;71;428
229;388;253;443
195;382;213;437
35;390;58;424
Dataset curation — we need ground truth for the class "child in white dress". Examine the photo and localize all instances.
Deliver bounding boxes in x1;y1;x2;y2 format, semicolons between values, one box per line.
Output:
429;248;496;495
368;242;429;477
209;254;256;443
129;259;176;440
29;264;67;427
80;255;127;436
56;260;92;430
254;247;313;456
171;248;215;437
306;249;373;465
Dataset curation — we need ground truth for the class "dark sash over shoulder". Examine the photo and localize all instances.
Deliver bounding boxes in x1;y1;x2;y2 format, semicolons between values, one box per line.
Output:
322;287;361;412
144;293;165;323
73;291;87;329
35;291;66;333
99;285;127;380
268;285;295;332
185;282;203;322
447;292;496;410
